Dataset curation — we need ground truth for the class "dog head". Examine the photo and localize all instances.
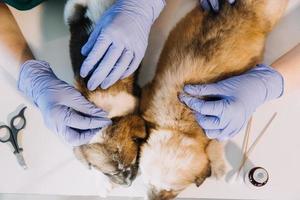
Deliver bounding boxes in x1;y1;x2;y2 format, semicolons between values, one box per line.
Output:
74;114;146;186
140;128;211;200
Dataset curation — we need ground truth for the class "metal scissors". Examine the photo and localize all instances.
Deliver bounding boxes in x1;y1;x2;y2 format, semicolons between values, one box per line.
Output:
0;107;27;169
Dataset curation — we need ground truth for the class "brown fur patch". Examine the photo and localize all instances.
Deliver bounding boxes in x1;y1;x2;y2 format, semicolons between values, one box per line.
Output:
74;114;146;185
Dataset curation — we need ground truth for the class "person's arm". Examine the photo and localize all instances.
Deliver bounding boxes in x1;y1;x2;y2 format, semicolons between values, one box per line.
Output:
271;43;300;94
0;3;34;78
0;4;112;146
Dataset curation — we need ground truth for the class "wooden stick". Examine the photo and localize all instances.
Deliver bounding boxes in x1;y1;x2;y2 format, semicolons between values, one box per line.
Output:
242;117;252;156
237;113;277;176
246;113;277;156
237;117;253;177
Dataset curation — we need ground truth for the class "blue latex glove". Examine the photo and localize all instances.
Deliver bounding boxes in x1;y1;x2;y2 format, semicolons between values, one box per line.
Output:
180;64;284;141
81;0;166;90
200;0;235;12
18;60;112;146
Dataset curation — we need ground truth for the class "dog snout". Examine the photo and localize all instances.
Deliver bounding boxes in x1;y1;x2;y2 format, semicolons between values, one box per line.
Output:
122;167;134;186
108;166;136;186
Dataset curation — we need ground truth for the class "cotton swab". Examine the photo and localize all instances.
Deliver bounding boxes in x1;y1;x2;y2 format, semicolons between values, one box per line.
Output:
240;117;253;166
228;117;253;183
229;113;277;184
243;112;277;158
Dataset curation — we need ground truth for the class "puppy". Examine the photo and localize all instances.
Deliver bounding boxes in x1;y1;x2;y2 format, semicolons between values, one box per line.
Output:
64;0;146;189
139;0;287;199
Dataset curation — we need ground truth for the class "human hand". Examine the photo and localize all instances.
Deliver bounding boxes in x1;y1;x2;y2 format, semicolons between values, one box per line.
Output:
200;0;235;12
18;60;112;146
80;0;165;90
180;64;284;140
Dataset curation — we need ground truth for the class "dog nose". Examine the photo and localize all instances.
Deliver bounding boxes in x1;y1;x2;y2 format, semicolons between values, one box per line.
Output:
122;168;131;177
123;172;130;180
123;167;132;177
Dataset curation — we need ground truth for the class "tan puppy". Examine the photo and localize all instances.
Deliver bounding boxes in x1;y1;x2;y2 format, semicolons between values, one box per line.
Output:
139;0;287;199
64;0;146;189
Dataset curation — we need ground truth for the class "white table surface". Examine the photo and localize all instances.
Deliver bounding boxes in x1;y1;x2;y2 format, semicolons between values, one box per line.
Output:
1;0;300;199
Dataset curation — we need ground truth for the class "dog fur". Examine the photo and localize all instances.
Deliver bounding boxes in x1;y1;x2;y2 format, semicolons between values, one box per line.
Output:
64;0;146;191
139;0;287;199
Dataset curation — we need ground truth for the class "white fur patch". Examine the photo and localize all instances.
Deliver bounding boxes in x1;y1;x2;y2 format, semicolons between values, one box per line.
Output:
64;0;88;25
140;130;174;190
89;91;137;118
140;129;207;192
85;0;115;25
64;0;115;26
148;129;172;143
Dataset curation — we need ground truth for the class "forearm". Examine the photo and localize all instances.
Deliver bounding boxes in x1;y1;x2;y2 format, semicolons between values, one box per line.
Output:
0;4;34;79
271;43;300;95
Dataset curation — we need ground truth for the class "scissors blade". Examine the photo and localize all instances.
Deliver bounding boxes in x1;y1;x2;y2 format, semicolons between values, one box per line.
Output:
14;152;28;170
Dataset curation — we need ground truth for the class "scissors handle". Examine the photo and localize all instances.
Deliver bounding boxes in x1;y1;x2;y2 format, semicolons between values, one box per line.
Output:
10;107;27;132
0;124;20;153
0;125;12;143
0;107;27;153
10;107;27;153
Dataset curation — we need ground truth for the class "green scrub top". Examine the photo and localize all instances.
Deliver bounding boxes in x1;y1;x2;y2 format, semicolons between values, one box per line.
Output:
4;0;46;10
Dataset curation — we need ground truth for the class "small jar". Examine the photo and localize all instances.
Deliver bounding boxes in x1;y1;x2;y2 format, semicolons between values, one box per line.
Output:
245;167;269;187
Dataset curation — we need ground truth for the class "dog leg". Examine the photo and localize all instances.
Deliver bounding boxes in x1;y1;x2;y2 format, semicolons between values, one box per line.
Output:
262;0;288;30
206;140;226;179
241;0;288;31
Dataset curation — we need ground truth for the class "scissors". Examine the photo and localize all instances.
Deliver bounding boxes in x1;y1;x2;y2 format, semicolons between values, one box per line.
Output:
0;107;27;169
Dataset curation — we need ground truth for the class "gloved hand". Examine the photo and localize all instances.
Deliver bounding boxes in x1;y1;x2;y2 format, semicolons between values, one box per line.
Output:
200;0;235;12
180;64;284;141
18;60;112;146
81;0;166;90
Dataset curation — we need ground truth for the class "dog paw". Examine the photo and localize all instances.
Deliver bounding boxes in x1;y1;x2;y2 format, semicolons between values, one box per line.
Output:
211;159;226;179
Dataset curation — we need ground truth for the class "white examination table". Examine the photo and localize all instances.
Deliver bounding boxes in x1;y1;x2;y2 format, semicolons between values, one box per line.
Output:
1;0;300;199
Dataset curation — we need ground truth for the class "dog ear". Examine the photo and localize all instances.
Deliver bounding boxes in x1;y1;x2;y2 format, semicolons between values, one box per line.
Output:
74;144;108;169
195;165;212;187
194;176;205;187
115;114;147;140
130;115;147;140
110;115;146;139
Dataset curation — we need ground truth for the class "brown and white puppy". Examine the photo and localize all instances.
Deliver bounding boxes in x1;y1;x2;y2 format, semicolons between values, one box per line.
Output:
139;0;287;199
64;0;146;189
